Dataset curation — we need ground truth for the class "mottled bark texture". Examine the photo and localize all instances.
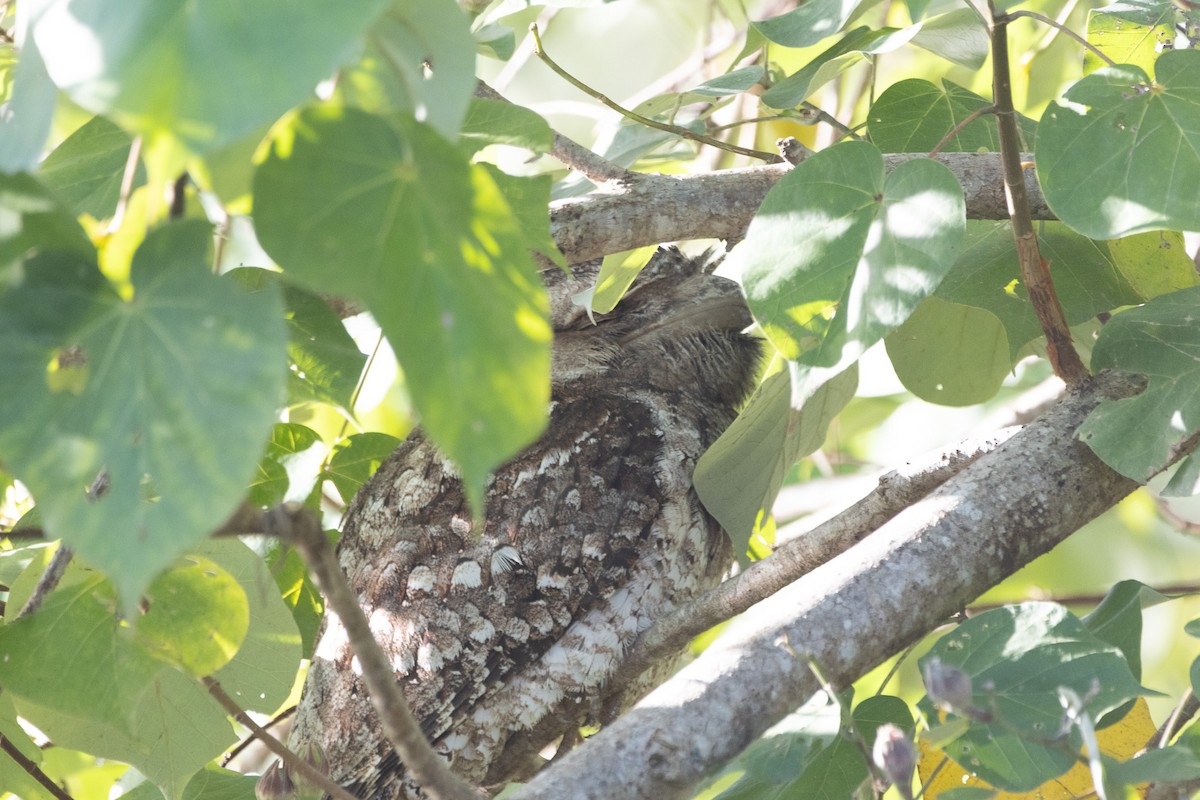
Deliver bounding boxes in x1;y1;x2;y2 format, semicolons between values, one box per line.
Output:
289;249;763;798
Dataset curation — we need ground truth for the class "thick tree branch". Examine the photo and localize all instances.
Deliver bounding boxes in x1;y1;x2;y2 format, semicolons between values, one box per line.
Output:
550;152;1054;263
612;429;1015;691
515;372;1161;800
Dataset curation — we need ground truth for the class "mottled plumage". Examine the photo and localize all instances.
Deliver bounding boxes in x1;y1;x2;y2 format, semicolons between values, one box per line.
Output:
290;248;761;797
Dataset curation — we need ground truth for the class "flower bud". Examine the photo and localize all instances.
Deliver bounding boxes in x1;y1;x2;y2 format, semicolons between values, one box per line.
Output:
256;760;297;800
923;656;974;714
293;742;330;800
872;723;916;799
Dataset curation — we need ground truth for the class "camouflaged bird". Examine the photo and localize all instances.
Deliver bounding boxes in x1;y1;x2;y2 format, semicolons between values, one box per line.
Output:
289;247;762;798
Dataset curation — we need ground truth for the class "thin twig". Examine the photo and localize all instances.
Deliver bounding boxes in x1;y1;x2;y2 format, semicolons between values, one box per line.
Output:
17;545;72;618
1006;10;1116;66
106;135;142;233
203;677;358;800
168;173;189;220
989;1;1087;385
269;504;480;800
221;705;297;767
529;24;780;164
1152;691;1200;751
474;81;632;183
0;734;74;800
927;105;996;158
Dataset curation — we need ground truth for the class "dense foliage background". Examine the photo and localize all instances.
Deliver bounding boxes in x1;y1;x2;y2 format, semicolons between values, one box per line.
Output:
1;0;1200;798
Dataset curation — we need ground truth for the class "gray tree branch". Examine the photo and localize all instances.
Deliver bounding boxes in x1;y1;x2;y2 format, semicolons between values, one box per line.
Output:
550;152;1052;264
515;371;1155;800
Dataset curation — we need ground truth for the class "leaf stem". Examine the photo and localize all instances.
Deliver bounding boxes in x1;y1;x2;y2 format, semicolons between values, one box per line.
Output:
0;734;75;800
1005;9;1116;66
927;105;995;157
989;1;1088;385
528;24;781;164
17;544;72;618
203;676;359;800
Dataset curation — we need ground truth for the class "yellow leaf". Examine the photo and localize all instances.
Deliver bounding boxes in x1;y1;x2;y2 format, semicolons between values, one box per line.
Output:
918;698;1155;798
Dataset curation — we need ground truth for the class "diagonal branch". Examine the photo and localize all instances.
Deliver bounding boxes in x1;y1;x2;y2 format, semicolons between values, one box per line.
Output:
514;372;1169;800
612;429;1014;692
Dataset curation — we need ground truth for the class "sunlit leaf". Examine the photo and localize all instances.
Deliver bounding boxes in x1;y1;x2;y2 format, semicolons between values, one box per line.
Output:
869;79;1036;153
254;106;550;512
38;116;145;219
0;221;286;609
326;432;402;504
1085;0;1176;74
737;140;964;372
30;0;390;152
136;555;250;677
335;0;476;138
1037;50;1200;239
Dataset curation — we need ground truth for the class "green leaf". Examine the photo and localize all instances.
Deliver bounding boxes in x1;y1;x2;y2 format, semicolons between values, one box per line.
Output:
920;602;1144;792
30;0;390;153
762;27;919;109
38;116;146;219
8;539;300;800
335;0;476;138
18;669;233;800
203;538;303;715
869;79;1036;153
0;220;286;608
752;0;862;48
737;141;965;371
266;538;326;657
632;67;768;118
1108;745;1200;785
695;362;858;563
135;555;250;677
0;693;56;800
707;691;843;800
1165;452;1200;496
935;221;1143;360
229;268;369;410
591;247;658;314
1107;231;1200;300
908;9;988;70
1036;49;1200;239
1085;0;1177;74
181;765;260;800
0;171;97;277
249;423;326;507
0;39;56;173
475;22;516;61
0;567;165;731
1079;286;1200;482
1082;579;1171;682
885;297;1010;406
254;107;551;512
480;166;566;268
775;695;913;797
461;97;553;152
326;432;402;503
